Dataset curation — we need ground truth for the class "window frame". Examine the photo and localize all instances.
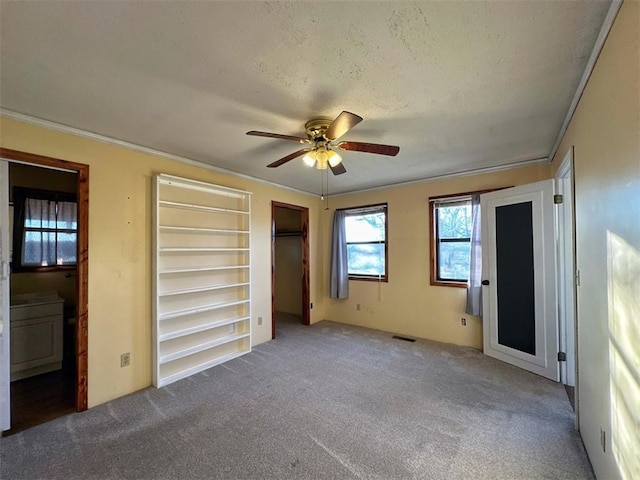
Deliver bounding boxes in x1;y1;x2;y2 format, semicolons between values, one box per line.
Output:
429;194;472;288
429;188;508;288
342;202;388;282
12;187;78;273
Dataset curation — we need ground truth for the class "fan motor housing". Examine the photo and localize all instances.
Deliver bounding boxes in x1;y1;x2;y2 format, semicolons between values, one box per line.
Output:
305;118;332;141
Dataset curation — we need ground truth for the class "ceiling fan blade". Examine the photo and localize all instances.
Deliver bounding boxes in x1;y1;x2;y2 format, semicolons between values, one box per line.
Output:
324;111;363;141
247;131;308;143
337;141;400;157
267;149;310;168
329;162;347;175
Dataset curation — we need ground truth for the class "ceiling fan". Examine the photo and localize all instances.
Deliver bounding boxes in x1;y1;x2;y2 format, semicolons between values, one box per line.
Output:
246;111;400;175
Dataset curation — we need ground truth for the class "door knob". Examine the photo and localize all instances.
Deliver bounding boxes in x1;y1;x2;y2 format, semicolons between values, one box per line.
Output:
481;280;490;286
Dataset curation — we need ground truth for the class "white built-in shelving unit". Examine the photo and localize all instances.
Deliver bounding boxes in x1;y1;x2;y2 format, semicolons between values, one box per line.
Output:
153;174;251;387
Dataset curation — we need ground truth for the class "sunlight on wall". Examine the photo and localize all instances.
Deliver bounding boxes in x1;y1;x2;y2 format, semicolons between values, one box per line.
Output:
607;231;640;480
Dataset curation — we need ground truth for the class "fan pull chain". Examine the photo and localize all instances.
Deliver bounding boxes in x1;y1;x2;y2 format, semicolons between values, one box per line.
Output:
324;167;330;210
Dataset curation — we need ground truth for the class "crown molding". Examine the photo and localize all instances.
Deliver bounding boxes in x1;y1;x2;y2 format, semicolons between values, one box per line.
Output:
330;156;549;197
0;109;316;198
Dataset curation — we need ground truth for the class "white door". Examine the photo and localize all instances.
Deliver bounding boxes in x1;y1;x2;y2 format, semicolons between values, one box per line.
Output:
481;180;559;381
0;160;11;430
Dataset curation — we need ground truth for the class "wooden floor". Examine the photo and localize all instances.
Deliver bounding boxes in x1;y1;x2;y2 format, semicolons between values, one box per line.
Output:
3;364;76;436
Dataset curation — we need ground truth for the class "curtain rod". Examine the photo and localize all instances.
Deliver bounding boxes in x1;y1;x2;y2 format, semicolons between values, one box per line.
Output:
337;203;387;215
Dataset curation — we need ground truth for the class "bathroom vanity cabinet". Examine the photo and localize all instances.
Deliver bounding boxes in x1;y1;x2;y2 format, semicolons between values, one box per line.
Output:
10;292;64;381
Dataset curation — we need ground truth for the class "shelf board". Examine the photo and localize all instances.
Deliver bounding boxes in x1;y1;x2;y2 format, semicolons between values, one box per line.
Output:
159;332;250;364
159;247;249;253
159;200;249;216
159;316;250;342
159;299;250;320
157;174;251;199
160;282;249;297
159;226;249;235
159;265;249;275
157;348;251;387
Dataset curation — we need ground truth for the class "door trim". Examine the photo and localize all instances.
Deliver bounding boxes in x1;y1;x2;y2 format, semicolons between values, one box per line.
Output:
0;148;89;412
556;148;577;387
271;201;310;339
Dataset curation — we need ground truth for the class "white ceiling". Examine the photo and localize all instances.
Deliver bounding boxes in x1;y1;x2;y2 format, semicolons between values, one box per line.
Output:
0;1;612;195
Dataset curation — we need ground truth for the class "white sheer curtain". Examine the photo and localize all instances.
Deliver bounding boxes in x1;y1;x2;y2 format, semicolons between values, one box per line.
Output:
465;194;482;315
330;209;349;299
23;198;77;266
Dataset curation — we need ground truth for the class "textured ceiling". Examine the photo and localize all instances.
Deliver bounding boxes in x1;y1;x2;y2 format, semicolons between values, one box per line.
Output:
0;1;611;195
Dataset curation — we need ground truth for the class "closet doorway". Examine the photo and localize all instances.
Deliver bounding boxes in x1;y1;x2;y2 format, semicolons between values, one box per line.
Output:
0;148;88;434
271;202;310;338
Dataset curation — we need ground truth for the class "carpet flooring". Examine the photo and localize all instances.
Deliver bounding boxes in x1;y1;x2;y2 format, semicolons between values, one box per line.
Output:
0;314;593;479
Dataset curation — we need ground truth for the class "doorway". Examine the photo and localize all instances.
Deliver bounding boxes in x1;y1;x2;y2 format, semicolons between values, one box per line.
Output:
0;148;88;434
555;148;578;417
271;201;310;339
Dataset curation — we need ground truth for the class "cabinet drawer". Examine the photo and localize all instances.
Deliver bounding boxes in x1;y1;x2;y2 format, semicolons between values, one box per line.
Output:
10;302;64;322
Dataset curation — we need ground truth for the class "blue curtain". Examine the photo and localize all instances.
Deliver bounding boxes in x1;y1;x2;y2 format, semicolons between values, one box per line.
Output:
330;209;349;299
465;194;482;315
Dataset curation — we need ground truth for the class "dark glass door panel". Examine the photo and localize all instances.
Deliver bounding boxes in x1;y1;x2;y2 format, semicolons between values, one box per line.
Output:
495;202;535;355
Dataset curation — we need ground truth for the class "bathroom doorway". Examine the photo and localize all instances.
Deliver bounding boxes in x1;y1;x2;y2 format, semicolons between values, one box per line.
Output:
0;148;89;434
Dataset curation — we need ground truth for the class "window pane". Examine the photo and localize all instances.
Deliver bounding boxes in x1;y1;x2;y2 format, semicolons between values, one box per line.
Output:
25;199;56;229
345;212;385;242
438;241;471;281
23;231;57;266
56;201;78;229
347;244;385;276
437;204;471;239
57;232;77;264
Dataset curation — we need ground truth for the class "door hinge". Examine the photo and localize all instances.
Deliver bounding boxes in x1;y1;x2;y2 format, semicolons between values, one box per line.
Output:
558;352;567;362
553;194;563;204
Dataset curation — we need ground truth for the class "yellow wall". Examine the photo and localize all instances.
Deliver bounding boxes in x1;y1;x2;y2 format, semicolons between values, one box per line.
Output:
551;2;639;478
0;116;325;408
323;163;550;348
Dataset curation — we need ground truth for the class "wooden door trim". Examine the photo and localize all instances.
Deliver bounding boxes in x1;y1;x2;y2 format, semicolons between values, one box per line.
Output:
271;201;310;339
0;148;89;411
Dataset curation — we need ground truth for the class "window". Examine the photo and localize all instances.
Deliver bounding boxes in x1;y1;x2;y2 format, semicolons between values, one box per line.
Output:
429;195;472;286
12;188;77;271
344;203;388;281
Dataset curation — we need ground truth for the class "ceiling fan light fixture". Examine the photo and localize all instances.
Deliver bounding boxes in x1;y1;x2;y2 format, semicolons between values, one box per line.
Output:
302;151;317;167
316;156;328;170
316;146;329;170
327;150;342;167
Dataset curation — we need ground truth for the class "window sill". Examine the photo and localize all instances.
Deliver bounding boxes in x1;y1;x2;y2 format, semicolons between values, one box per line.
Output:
430;280;467;288
349;275;388;283
12;265;77;274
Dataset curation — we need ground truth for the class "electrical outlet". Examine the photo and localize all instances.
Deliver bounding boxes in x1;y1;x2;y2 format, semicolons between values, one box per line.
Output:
356;304;361;311
120;352;130;367
258;316;263;326
461;318;467;326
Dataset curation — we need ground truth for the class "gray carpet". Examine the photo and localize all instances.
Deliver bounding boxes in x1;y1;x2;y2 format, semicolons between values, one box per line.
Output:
0;314;593;479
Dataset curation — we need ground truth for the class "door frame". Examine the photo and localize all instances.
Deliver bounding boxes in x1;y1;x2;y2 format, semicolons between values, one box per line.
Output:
556;148;577;387
0;148;89;413
555;147;579;428
271;201;310;339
